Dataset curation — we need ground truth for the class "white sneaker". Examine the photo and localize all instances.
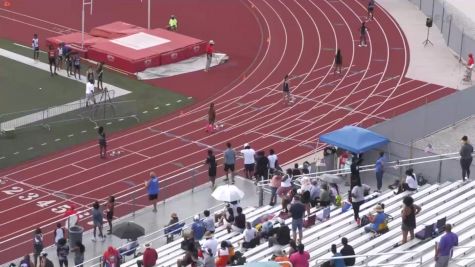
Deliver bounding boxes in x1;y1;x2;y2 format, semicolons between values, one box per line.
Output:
91;237;96;242
358;44;362;47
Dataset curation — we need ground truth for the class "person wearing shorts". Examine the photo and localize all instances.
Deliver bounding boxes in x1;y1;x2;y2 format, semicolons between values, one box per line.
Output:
289;195;306;243
85;81;96;107
205;149;217;188
240;143;256;179
145;172;160;212
73;53;81;79
57;43;64;70
223;142;236;184
282;74;291;104
47;45;57;76
32;33;39;61
367;0;375;20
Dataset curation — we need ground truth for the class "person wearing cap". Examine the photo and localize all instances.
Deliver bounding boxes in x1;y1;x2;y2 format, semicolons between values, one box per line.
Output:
364;204;386;233
191;215;206;241
202;232;218;257
167;15;178;31
205;40;215;72
145;171;160;212
459;135;473;181
271;248;291;267
289;195;306;242
435;224;458;267
137;243;158;267
37;252;54;267
240;143;256;179
268;218;290;247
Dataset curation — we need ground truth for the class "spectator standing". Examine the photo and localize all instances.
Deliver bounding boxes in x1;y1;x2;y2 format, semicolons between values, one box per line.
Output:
98;126;106;158
18;254;34;267
240;143;256;179
435;224;458;267
96;62;105;89
350;155;362;189
351;180;365;225
289;243;310;267
374;152;385;192
223;142;236;184
268;218;291;247
54;223;66;246
255;150;269;181
92;201;105;241
33;228;44;266
367;0;375;20
309;179;321;207
102;246;120;267
145;172;160;212
202;232;218;257
282;74;292;105
86;80;96;107
32;34;39;61
206;103;216;133
167;15;178;31
463;53;474;81
56;238;69;267
330;244;346;267
292;163;302;178
359;22;369;47
37;252;54;267
65;47;73;77
47;45;57;76
399;196;421;245
289;195;306;242
203;210;216;233
459;135;473;181
57;43;64;70
71;241;85;267
268;149;278;175
205;149;217;188
205;40;215;72
334;49;342;74
86;66;94;84
73;53;81;79
137;243;158;267
269;171;282;206
191;215;206;241
340;237;355;266
105;195;115;234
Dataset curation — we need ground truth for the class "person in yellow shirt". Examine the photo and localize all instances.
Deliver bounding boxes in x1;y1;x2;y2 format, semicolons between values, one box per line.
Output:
167;15;178;31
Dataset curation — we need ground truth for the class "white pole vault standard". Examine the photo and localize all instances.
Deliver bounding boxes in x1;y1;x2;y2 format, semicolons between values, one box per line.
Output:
140;0;151;30
81;0;94;49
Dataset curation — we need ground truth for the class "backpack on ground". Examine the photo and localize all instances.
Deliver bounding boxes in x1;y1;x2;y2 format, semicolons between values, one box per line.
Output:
360;215;371;227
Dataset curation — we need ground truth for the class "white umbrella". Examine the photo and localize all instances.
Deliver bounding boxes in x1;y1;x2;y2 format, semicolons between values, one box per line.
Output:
319;173;345;184
212;185;245;202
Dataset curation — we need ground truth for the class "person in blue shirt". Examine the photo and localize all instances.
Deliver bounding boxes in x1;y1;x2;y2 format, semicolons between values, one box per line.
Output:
331;244;346;267
364;204;386;233
145;172;160;212
191;215;206;241
374;152;385;192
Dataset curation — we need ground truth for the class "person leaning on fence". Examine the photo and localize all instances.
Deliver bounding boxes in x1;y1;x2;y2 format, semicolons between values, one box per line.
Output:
459;135;473;181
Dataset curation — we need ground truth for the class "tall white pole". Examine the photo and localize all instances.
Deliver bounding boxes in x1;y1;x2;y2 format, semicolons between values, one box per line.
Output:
148;0;151;30
82;0;85;49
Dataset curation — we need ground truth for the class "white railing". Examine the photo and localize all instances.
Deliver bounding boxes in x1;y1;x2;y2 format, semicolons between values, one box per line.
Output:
452;245;475;260
314;251;423;266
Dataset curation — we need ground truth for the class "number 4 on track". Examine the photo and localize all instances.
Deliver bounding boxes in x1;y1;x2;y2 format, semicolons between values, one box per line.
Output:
37;200;56;208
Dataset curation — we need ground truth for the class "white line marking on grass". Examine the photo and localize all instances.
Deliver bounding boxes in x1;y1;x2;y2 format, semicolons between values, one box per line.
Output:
165;103;171;106
67;134;74;138
176;100;182;103
13;152;20;155
106;122;112;125
142;111;148;114
118;118;124;122
27;147;34;151
41;143;47;146
81;130;87;133
54;138;61;142
187;97;192;99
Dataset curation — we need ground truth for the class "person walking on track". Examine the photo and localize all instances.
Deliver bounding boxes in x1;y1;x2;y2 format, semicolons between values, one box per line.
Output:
334;49;342;74
359;21;369;47
145;172;160;212
460;135;473;181
224;142;236;184
282;74;293;105
206;102;216;133
48;45;57;76
205;149;218;189
32;33;39;61
367;0;375;20
91;201;105;242
205;40;215;72
98;126;107;158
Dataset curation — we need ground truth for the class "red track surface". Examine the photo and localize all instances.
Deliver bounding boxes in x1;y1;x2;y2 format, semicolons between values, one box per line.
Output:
0;0;455;263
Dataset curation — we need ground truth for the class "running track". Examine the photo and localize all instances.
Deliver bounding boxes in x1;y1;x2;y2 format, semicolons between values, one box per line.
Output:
0;0;455;263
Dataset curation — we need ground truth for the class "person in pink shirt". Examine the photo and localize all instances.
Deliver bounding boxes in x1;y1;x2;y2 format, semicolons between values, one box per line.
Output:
269;170;282;206
289;243;310;267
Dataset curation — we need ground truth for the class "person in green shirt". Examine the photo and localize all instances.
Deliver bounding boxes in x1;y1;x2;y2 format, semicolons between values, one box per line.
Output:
168;15;178;31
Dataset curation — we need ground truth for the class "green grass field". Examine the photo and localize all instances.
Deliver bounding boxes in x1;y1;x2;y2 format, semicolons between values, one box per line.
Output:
0;39;193;169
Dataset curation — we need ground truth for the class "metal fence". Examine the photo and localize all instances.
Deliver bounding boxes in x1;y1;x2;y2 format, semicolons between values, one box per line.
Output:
407;0;475;62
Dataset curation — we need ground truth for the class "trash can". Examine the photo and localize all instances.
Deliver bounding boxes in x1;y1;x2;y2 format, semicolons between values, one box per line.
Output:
68;225;84;247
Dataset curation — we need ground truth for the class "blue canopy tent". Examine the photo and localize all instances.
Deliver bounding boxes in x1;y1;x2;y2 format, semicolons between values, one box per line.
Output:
319;126;389;154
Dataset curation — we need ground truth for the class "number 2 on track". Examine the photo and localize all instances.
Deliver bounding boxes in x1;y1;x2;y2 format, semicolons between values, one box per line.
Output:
2;186;23;195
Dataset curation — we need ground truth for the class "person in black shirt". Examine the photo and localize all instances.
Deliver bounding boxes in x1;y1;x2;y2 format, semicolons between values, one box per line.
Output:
255;150;269;181
98;126;107;158
228;207;245;233
334;49;342;74
460;135;474;181
282;74;291;104
205;149;217;188
292;163;302;178
289;195;306;242
340;237;355;266
268;218;290;247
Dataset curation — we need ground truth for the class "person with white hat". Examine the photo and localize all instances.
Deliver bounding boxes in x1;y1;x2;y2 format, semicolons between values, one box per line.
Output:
364;204;386;233
137;243;158;267
202;232;218;257
205;40;215;72
37;251;54;267
240;143;256;179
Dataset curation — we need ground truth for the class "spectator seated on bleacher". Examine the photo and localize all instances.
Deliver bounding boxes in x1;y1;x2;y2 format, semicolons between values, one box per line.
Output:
394;169;418;195
202;232;218;257
216;207;234;227
136;243;157;267
164;213;185;243
215;241;230;267
317;183;331;207
192;215;207;241
103;246;121;267
118;239;139;261
330;244;346;267
203;210;216;233
268;218;291;247
363;204;388;234
242;222;260;250
309;179;321;207
177;241;199;267
271;248;291;267
227;207;246;233
258;218;275;239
